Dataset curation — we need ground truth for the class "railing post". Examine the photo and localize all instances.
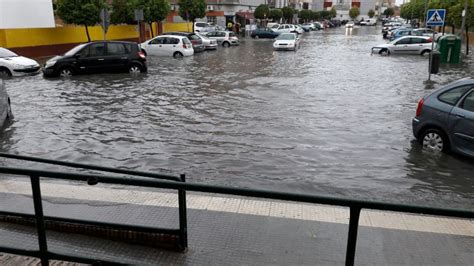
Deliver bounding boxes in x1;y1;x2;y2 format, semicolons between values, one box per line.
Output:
177;174;188;251
345;207;361;266
30;175;49;266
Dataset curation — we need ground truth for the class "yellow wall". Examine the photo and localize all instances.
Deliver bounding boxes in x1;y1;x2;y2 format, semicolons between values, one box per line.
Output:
0;22;194;49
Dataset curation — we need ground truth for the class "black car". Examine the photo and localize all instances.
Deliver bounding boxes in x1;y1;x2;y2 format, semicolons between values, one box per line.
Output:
43;41;147;77
250;27;280;39
163;32;205;52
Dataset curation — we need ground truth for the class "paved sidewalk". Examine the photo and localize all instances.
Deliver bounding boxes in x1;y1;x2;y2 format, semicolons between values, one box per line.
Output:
0;179;473;265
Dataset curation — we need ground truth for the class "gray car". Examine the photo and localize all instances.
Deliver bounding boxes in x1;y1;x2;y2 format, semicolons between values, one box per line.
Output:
412;78;474;158
204;31;239;47
0;79;13;127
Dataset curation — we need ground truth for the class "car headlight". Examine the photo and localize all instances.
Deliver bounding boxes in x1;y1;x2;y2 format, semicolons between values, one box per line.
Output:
44;60;57;68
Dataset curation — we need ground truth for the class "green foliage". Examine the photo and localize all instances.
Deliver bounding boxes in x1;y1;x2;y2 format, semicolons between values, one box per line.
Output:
321;10;331;20
269;9;283;21
281;6;295;22
383;7;395;17
178;0;206;22
311;10;322;21
56;0;107;26
368;9;375;18
329;7;337;18
349;7;360;20
110;0;134;24
255;4;270;20
299;9;312;22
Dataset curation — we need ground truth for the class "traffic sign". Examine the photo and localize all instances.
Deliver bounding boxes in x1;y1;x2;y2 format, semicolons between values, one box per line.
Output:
134;9;144;21
426;9;446;27
100;8;110;34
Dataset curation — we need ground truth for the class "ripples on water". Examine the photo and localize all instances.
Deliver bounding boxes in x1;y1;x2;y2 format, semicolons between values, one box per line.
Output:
1;26;473;208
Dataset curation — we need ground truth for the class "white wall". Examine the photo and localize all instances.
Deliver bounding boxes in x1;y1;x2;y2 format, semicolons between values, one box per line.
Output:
0;0;55;29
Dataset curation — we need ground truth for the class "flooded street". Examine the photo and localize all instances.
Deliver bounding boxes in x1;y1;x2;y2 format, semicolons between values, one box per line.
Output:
1;26;473;208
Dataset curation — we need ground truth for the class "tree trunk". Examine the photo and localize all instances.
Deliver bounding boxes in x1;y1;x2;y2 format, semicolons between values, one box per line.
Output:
192;19;195;33
466;26;470;55
85;24;91;42
149;22;154;37
442;24;445;35
157;21;163;35
451;24;455;34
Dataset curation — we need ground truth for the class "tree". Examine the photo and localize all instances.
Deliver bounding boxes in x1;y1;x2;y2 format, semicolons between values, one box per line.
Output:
178;0;206;32
56;0;107;42
255;4;270;21
110;0;134;25
349;7;360;20
368;9;375;18
383;7;395;18
269;9;283;22
329;7;337;18
142;0;170;36
281;6;295;23
299;9;312;22
321;10;331;20
311;10;322;21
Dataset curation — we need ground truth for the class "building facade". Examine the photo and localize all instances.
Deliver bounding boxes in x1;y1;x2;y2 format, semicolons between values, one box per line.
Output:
311;0;378;20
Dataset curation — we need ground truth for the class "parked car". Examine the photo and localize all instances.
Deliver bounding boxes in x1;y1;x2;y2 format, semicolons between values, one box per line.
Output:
345;21;355;28
141;35;194;57
273;24;303;34
297;24;311;32
301;23;316;31
194;22;214;33
250;27;280;39
372;36;434;55
360;19;377;26
43;41;147;77
195;33;218;50
389;29;422;41
294;25;305;34
312;22;323;30
0;47;40;77
205;31;239;47
273;33;300;51
412;28;437;37
412;78;474;158
163;32;205;52
0;79;12;128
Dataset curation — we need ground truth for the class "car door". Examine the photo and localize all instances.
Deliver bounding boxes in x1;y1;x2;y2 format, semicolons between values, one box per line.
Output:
167;37;181;55
76;42;106;74
449;89;474;156
145;37;164;56
105;43;129;71
392;38;411;54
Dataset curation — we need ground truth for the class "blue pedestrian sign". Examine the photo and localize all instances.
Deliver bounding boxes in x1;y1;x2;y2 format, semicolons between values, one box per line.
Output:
426;9;446;27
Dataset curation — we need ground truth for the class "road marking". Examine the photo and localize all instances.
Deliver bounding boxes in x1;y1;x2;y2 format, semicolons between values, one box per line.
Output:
0;179;472;236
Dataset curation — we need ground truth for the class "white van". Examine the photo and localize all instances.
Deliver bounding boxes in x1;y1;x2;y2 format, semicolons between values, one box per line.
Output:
361;19;377;26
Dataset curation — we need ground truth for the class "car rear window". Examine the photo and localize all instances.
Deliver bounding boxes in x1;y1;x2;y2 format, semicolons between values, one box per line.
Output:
229;32;236;37
188;34;200;40
460;91;474;112
438;86;471;105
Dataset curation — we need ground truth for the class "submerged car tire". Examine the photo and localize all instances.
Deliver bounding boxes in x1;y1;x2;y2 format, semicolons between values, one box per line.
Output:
6;98;12;119
173;51;184;58
128;64;143;74
421;49;431;56
379;49;390;55
0;68;12;78
59;67;73;78
222;42;230;47
420;128;450;153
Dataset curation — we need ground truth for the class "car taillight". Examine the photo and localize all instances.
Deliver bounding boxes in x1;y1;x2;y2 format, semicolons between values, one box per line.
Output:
426;38;433;42
138;51;146;59
416;98;424;117
183;43;188;49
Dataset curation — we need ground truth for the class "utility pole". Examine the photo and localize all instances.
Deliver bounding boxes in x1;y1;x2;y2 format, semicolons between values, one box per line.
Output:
459;0;468;55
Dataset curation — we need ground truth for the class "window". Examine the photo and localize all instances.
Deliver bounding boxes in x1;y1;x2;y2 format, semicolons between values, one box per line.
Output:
217;32;226;37
460;91;474;112
410;38;423;44
207;16;216;25
196;23;206;27
107;43;126;55
438;86;471;105
395;38;411;45
84;43;105;57
169;37;180;45
229;32;236;37
149;37;163;45
207;32;216;37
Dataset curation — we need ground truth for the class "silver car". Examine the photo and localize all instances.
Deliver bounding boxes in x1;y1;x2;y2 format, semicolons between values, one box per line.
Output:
196;33;218;50
372;36;434;55
0;79;13;127
204;31;239;47
412;78;474;158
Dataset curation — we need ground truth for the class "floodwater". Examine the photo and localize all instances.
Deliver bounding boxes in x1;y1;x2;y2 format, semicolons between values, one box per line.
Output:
1;26;473;209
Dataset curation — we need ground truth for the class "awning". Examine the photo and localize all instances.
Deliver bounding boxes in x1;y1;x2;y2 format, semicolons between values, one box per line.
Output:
236;11;254;19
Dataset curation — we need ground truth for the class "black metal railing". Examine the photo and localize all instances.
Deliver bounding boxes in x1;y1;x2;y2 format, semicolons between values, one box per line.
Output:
0;153;473;266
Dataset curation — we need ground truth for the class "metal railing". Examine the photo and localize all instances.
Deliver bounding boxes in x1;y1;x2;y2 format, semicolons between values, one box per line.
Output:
0;153;473;266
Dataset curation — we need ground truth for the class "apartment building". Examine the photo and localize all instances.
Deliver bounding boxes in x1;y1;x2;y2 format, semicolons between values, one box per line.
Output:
311;0;378;19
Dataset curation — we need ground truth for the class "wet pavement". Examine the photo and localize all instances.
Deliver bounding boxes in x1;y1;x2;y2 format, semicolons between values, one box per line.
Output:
0;26;473;209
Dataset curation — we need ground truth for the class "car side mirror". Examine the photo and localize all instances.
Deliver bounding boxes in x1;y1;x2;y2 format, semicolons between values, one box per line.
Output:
74;54;80;59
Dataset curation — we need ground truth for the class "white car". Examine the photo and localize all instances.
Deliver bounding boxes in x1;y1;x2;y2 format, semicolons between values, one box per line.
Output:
196;33;218;50
205;31;239;47
273;33;300;51
372;36;434;55
194;22;215;33
360;19;377;26
141;35;194;57
0;79;12;128
0;47;40;77
345;22;355;28
273;24;303;34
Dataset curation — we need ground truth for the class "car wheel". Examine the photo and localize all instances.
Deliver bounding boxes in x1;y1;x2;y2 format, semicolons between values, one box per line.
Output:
421;50;431;56
0;68;12;78
255;35;259;39
59;67;73;78
128;64;143;74
379;49;390;55
173;51;184;58
421;128;449;153
141;49;147;56
223;42;230;47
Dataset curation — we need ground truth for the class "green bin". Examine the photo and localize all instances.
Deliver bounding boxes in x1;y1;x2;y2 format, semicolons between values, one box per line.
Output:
436;35;461;63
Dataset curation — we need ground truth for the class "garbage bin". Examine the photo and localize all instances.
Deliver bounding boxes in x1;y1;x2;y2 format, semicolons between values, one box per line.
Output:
430;51;440;74
436;35;461;63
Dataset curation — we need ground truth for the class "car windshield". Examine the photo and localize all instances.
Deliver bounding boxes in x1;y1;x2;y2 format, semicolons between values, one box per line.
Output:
276;34;295;40
0;48;18;58
64;43;88;56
